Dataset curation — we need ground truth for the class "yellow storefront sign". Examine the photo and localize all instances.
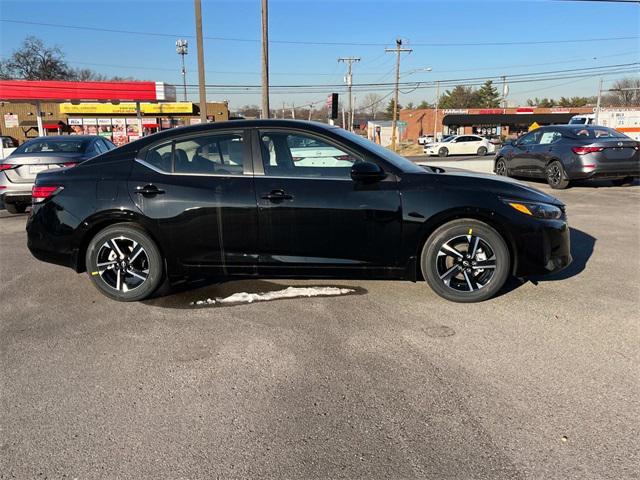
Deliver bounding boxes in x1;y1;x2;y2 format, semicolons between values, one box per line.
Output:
528;121;540;132
59;102;193;114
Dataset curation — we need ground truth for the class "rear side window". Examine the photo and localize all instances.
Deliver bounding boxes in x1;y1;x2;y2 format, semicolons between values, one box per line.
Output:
143;132;246;175
569;127;627;139
145;141;173;172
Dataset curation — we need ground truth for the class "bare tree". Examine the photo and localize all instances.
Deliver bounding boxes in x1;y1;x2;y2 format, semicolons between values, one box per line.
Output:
361;93;384;119
0;36;71;80
602;78;640;107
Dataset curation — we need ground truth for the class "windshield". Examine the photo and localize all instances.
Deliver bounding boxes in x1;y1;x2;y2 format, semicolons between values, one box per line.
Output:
332;128;425;173
15;138;87;154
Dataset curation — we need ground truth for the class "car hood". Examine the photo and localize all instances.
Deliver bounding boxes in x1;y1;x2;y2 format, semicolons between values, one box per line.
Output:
420;165;564;206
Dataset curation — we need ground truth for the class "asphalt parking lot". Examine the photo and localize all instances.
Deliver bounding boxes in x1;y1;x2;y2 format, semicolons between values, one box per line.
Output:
1;181;639;479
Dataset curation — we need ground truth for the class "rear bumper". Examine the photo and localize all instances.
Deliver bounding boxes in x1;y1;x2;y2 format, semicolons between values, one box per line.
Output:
1;191;32;205
568;160;640;180
514;218;572;277
26;203;79;270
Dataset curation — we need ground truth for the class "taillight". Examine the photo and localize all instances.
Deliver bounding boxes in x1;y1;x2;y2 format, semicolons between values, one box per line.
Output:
292;157;302;161
572;146;604;155
31;185;63;203
0;163;16;171
62;162;78;167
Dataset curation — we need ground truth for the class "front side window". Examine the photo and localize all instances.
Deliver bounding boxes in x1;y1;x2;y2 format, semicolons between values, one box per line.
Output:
517;131;541;146
539;130;562;145
259;131;361;178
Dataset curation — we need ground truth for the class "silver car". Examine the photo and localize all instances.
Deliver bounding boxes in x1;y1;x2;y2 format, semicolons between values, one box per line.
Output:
0;135;115;214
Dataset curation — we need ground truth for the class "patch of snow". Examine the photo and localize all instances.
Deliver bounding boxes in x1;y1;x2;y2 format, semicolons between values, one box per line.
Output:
190;286;354;306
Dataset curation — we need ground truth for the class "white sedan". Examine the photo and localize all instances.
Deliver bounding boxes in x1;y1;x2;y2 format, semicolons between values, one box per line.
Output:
423;134;495;157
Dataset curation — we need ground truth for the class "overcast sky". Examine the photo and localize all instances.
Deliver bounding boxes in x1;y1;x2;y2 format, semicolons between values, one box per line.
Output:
1;0;638;110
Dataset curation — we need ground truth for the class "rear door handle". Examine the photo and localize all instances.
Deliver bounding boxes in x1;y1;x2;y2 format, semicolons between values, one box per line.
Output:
135;184;165;195
261;189;293;201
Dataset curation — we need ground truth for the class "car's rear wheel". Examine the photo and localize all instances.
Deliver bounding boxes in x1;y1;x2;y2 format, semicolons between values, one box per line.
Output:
438;147;449;157
421;219;510;303
5;203;27;214
85;223;163;302
546;160;570;189
477;146;488;156
495;158;508;176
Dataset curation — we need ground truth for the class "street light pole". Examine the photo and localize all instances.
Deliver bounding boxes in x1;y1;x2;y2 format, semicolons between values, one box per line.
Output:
175;39;188;102
261;0;270;118
595;77;604;125
433;80;439;141
386;39;412;151
194;0;207;123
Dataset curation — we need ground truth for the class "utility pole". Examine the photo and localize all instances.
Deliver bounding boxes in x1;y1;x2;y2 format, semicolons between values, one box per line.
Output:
595;77;604;125
433;80;440;140
261;0;270;118
194;0;207;123
338;57;360;131
308;104;313;121
282;101;285;119
386;39;412;151
501;75;508;111
291;102;295;119
176;39;188;102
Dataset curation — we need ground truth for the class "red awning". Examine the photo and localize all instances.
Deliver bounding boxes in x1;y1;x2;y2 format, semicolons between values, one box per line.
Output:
0;80;164;101
142;123;159;128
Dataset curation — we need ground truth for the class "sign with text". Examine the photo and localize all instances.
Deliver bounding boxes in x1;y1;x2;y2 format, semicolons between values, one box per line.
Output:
59;102;194;115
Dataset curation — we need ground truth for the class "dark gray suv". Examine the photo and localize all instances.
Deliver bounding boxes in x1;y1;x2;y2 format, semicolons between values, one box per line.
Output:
494;125;639;189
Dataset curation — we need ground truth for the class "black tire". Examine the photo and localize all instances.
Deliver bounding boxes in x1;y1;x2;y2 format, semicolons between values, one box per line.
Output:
546;160;570;189
611;176;635;187
5;203;27;214
85;223;163;302
495;158;508;177
421;219;511;303
477;146;488;156
438;147;449;157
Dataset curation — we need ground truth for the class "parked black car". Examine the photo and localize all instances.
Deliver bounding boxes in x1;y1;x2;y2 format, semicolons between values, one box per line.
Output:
494;125;639;189
27;120;571;303
1;135;116;213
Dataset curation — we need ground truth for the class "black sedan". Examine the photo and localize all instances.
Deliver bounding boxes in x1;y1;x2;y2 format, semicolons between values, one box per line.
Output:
494;125;639;189
27;120;571;303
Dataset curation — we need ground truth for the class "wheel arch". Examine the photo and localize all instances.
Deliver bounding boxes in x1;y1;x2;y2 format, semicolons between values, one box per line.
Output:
414;208;518;279
74;210;166;273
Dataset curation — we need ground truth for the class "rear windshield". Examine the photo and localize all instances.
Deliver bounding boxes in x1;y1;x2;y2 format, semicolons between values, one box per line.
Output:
568;127;628;139
14;139;87;154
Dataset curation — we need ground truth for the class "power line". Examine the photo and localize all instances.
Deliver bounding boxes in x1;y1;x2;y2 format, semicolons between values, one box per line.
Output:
1;19;638;47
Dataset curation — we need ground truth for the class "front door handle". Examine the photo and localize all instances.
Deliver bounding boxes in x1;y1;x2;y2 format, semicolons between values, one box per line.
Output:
261;189;293;201
135;184;165;195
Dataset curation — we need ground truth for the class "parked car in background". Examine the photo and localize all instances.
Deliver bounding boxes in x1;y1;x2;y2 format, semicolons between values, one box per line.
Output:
27;119;571;304
0;135;19;160
494;125;639;189
417;134;434;145
0;135;116;214
424;134;495;157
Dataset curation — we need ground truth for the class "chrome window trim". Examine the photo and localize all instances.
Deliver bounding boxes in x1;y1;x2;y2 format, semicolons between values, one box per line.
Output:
134;157;251;177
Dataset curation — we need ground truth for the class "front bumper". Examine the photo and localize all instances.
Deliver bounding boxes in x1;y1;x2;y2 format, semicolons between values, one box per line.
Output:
513;217;572;277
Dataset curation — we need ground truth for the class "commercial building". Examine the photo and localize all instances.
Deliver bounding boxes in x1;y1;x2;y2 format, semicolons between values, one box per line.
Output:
0;80;229;145
400;106;594;142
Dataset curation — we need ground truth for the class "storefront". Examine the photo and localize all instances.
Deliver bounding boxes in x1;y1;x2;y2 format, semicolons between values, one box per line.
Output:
0;80;230;144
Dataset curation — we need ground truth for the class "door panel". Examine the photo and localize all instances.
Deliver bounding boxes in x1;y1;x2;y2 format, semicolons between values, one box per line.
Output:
253;129;403;275
129;130;258;273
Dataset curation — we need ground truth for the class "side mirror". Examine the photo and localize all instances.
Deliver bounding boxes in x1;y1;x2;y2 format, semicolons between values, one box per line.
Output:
351;161;386;183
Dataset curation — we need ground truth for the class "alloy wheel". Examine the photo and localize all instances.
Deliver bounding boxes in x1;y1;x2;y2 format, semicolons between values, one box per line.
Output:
547;164;561;186
96;236;150;292
436;234;497;292
496;159;507;176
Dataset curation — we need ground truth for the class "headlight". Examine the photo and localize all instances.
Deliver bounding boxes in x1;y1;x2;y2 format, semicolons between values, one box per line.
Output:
503;200;563;219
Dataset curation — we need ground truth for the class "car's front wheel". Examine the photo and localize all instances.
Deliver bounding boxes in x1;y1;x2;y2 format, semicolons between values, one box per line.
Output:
421;219;511;303
495;158;508;176
477;146;488;156
85;223;163;302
